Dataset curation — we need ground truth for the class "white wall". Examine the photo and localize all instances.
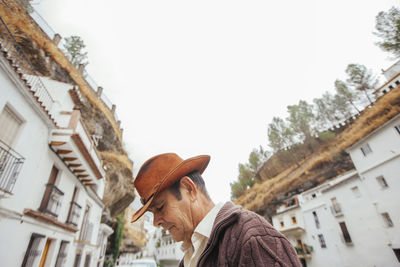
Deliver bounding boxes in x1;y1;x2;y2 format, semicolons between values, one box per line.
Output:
347;115;400;174
0;57;106;267
300;169;400;267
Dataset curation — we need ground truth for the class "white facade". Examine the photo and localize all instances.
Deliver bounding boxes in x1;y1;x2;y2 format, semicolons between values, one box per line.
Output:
273;165;400;267
119;225;184;267
346;113;400;264
0;33;112;267
375;59;400;96
270;107;400;267
271;196;311;266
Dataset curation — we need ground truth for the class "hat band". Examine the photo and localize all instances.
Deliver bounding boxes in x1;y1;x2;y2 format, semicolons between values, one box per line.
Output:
140;193;154;206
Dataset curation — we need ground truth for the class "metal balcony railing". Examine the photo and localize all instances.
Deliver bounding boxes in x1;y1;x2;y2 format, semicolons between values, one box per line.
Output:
67;201;82;226
0;139;25;194
295;244;313;257
40;183;64;217
0;16;55;116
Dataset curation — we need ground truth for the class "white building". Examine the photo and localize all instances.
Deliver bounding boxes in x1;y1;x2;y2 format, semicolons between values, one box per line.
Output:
374;59;400;96
273;166;399;267
271;196;312;267
119;217;183;267
299;170;375;267
0;18;112;267
346;113;400;265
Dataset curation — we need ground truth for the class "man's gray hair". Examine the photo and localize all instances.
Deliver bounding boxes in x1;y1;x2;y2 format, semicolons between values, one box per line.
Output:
168;171;211;200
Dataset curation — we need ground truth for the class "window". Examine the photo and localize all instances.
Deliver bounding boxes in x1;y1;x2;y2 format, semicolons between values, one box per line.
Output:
376;176;389;189
73;253;81;267
318;234;326;248
83;253;91;267
394;249;400;262
351;186;361;197
313;211;320;229
291;216;297;224
80;204;91;241
55;241;69;267
66;187;82;226
382;212;394;227
395;125;400;134
339;222;352;244
360;144;372;156
0;137;25;194
39;165;64;217
21;233;45;267
0;105;23;146
331;197;341;213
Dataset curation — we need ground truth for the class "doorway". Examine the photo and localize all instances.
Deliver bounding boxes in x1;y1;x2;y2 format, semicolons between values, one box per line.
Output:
39;238;52;267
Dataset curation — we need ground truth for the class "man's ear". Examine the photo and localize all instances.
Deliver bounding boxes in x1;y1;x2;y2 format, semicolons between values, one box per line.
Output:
180;176;197;201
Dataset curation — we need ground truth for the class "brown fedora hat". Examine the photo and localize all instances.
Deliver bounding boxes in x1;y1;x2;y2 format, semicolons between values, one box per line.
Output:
131;153;210;222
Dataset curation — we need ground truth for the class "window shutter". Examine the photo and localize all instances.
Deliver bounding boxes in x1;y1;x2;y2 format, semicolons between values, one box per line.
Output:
0;106;23;146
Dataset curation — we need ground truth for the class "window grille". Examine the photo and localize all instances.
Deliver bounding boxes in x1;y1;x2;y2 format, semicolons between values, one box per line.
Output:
360;144;372;156
21;233;45;267
318;234;326;248
55;241;69;267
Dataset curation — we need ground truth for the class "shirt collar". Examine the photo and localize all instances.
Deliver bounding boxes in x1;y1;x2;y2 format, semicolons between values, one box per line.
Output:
193;202;224;239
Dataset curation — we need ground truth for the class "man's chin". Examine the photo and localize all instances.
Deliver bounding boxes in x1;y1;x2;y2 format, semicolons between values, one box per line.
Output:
168;227;182;242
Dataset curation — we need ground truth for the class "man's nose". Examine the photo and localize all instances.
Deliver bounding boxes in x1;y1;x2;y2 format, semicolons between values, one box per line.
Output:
153;213;162;227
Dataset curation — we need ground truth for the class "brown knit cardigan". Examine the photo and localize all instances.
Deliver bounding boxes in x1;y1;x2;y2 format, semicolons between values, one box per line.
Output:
179;202;302;267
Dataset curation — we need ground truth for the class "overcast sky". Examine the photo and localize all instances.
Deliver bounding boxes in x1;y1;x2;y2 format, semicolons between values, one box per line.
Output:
35;0;398;204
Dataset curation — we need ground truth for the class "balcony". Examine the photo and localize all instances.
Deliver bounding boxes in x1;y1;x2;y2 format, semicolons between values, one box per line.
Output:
279;224;305;235
66;201;82;226
330;203;343;217
39;183;64;217
0;139;25;194
49;110;104;187
276;196;299;214
295;244;313;259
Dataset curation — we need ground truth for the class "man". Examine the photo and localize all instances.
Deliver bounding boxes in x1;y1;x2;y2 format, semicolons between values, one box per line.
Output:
132;153;301;267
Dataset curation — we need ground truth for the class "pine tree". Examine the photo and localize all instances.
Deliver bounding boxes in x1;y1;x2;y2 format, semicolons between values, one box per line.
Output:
63;35;88;68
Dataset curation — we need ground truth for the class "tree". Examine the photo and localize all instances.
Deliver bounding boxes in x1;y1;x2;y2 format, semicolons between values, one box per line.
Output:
374;7;400;58
230;180;246;200
333;93;353;120
345;64;378;105
334;79;361;114
110;212;124;266
248;146;270;172
230;146;270;200
313;92;338;129
230;163;254;200
286;100;315;143
267;117;294;152
63;35;88;68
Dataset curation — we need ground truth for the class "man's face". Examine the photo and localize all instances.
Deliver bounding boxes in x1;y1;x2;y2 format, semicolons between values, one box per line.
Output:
149;186;194;242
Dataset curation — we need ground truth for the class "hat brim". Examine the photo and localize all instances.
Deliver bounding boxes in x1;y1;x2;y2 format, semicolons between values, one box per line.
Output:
131;155;210;222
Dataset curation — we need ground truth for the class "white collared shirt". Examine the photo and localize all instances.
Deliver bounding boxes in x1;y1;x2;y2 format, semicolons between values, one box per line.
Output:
182;202;224;267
